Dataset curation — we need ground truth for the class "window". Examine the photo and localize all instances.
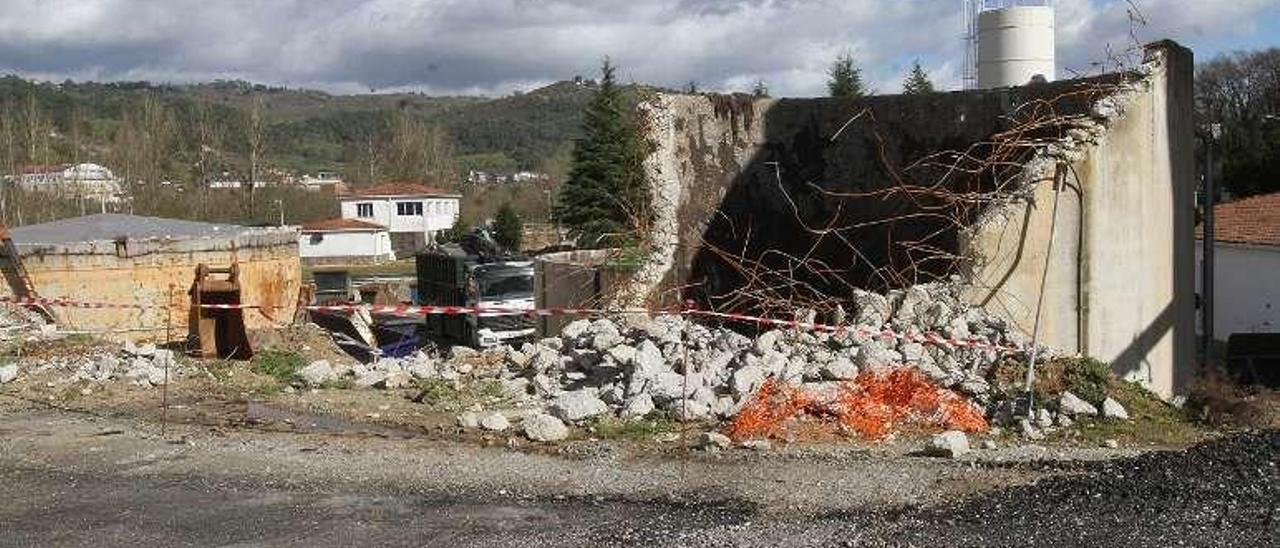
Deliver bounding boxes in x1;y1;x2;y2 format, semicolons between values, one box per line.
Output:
356;203;373;218
397;201;424;216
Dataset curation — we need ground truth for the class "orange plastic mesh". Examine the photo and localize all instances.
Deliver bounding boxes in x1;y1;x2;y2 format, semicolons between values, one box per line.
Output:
725;367;988;442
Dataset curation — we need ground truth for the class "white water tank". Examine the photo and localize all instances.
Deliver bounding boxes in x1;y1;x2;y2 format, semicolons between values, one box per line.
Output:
977;5;1055;89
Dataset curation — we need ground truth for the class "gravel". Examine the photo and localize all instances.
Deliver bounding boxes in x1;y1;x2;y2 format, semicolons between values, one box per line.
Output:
881;430;1280;547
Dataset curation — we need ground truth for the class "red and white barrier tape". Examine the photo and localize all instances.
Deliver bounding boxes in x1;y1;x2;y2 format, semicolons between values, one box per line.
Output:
2;296;1022;354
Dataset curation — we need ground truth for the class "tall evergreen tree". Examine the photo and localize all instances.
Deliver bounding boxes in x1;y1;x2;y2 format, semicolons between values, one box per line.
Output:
555;58;649;246
827;52;865;99
752;79;770;98
902;61;935;95
492;202;523;251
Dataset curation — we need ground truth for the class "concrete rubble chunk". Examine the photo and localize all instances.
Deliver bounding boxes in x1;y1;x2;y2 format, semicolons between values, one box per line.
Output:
523;413;569;442
479;412;510;432
550;390;610;422
1101;397;1130;420
925;430;971;458
1035;408;1055;429
1018;418;1044;441
1058;391;1098;416
383;370;414;389
354;371;388;389
457;411;481;429
731;365;767;398
698;431;732;450
621;393;655;419
740;439;772;451
820;356;858;380
298;360;336;386
0;364;18;384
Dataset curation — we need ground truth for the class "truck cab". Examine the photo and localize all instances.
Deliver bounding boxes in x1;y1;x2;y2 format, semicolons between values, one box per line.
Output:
417;237;536;348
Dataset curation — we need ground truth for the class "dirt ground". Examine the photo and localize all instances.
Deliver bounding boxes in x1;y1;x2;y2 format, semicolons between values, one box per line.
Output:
2;339;1278;547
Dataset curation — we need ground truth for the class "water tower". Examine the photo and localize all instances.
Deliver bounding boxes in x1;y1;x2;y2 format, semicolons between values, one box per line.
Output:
963;0;1055;89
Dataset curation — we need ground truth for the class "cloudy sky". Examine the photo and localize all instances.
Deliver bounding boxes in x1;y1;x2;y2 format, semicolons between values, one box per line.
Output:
1;0;1277;97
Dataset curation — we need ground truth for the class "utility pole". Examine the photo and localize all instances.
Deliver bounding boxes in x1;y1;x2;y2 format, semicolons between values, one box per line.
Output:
1200;124;1220;366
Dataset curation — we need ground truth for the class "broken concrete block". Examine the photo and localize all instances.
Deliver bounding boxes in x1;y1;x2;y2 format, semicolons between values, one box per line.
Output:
0;364;18;384
297;360;335;386
1101;397;1129;420
698;431;732;450
550;390;609;422
820;356;858;380
621;393;655;419
523;413;569;442
382;370;414;389
1058;391;1098;416
925;430;971;458
479;412;510;432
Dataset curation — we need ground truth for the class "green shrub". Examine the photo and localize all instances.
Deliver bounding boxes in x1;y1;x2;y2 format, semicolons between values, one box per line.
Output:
1060;357;1112;405
250;351;306;383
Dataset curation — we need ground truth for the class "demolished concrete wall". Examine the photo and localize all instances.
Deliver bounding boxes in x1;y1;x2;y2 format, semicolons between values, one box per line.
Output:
2;215;302;341
636;41;1195;397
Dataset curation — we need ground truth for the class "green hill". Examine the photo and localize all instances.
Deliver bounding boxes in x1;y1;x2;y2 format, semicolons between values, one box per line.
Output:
0;75;646;186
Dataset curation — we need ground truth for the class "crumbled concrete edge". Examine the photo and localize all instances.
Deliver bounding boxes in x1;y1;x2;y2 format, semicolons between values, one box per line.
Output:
959;58;1159;264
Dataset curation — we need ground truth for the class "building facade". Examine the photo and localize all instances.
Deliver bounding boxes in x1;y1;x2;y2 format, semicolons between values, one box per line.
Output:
338;182;461;253
17;163;123;202
1197;191;1280;339
298;218;395;266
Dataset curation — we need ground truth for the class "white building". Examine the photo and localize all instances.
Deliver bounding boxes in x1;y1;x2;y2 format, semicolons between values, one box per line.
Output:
298;218;395;266
298;171;344;191
18;163;123;201
338;181;461;252
1197;191;1280;339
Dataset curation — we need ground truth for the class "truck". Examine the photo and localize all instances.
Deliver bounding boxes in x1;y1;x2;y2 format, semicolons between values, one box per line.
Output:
416;231;536;348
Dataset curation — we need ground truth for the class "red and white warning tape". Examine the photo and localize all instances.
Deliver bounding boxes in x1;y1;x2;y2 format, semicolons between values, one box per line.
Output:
1;296;1022;354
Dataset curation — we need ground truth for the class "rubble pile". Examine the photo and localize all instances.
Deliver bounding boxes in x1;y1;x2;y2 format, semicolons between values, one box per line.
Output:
312;283;1112;441
3;340;188;388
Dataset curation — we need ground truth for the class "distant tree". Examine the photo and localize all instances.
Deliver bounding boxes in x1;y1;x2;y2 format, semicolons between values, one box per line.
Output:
684;81;699;94
555;58;650;246
827;52;865;99
492;202;523;251
902;61;936;95
246;93;264;216
385;108;457;185
438;216;469;243
1196;48;1280;198
752;79;770;98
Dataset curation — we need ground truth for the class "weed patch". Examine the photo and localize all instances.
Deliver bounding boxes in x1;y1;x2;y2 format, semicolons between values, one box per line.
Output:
588;415;680;440
250;351;306;384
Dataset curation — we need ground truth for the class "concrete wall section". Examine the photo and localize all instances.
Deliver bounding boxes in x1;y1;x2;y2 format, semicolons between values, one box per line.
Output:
635;42;1196;397
3;231;302;341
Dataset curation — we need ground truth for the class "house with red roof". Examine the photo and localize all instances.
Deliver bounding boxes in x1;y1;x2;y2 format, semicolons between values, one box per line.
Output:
298;218;394;266
1197;191;1280;338
338;182;461;253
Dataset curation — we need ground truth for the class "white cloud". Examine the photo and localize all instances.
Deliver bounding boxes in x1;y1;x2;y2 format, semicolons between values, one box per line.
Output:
0;0;1275;96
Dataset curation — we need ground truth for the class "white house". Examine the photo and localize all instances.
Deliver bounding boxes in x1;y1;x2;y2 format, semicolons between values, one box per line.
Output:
1197;191;1280;339
18;162;123;202
339;181;461;253
298;171;345;191
298;218;395;266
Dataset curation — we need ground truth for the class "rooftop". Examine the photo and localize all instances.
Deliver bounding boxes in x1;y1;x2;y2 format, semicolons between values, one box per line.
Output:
1199;191;1280;248
340;181;459;199
8;213;263;245
300;218;387;232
